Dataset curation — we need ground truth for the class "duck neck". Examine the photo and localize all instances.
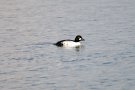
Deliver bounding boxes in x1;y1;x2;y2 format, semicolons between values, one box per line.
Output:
74;40;79;42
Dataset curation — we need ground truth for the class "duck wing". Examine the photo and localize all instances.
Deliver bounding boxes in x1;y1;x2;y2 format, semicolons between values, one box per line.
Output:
55;39;73;47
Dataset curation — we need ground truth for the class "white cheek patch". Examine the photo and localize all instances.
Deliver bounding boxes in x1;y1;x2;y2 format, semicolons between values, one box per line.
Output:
79;38;81;40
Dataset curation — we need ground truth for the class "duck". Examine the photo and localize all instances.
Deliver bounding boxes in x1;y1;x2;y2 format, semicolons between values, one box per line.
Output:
54;35;85;47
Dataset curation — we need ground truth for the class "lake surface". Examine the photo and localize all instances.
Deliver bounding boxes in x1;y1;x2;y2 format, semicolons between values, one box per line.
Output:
0;0;135;90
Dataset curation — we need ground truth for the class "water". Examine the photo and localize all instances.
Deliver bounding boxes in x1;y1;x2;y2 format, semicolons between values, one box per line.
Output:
0;0;135;90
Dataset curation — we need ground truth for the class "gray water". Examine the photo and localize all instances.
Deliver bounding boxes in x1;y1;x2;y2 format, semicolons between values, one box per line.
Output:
0;0;135;90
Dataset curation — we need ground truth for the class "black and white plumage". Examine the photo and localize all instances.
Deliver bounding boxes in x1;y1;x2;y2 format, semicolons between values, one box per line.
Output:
54;35;85;47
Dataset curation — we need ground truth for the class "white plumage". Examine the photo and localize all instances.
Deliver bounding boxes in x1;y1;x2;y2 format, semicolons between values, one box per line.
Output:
62;41;81;47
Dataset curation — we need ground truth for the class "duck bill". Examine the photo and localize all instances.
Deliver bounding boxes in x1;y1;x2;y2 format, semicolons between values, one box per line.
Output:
81;38;85;41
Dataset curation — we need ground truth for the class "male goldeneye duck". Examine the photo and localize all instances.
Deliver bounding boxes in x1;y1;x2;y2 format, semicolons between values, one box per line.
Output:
55;35;85;47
